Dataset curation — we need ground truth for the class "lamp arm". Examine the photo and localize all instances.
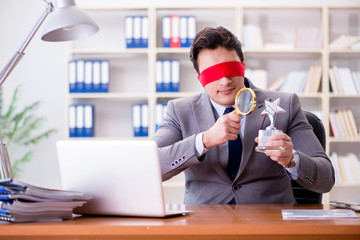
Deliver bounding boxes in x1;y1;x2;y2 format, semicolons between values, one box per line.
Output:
0;2;54;87
0;1;54;179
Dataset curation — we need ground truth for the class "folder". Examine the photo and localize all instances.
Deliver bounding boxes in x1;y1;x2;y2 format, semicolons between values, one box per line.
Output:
141;16;149;48
76;105;85;137
125;16;134;48
180;16;188;48
76;60;85;93
156;60;163;92
84;60;93;93
170;15;180;48
92;61;101;92
68;105;76;137
163;60;171;92
132;104;141;137
171;60;180;92
84;104;94;137
100;60;109;92
133;16;141;48
162;16;171;47
141;104;149;137
68;60;77;93
187;16;196;47
155;103;164;132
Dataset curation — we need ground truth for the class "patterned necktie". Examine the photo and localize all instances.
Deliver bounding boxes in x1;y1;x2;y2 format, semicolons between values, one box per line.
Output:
223;107;242;181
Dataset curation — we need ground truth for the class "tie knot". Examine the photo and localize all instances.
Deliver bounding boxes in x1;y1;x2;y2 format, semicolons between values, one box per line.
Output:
224;107;235;115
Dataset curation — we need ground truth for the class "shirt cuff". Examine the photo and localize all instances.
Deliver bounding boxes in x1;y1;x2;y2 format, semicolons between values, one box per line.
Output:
195;132;208;157
284;151;300;180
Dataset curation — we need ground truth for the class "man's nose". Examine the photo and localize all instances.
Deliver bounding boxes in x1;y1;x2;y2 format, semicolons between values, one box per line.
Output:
218;77;232;86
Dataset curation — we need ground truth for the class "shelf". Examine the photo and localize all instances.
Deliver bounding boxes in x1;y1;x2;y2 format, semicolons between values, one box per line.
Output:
68;93;149;100
329;50;360;54
66;137;150;141
329;94;360;98
155;92;201;99
244;48;323;54
156;48;191;54
329;137;360;143
65;4;360;204
71;49;149;55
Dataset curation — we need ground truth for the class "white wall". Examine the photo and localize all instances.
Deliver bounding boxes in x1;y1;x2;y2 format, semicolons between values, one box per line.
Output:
0;0;359;189
0;0;67;188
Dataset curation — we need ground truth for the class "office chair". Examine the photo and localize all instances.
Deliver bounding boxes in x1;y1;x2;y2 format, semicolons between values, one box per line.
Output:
291;111;325;204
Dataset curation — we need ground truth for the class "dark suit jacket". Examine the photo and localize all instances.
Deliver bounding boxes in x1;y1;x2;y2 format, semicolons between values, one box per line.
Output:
152;79;334;204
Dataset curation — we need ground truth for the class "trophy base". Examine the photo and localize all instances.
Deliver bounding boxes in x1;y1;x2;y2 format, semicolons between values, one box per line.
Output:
255;146;285;153
256;128;283;153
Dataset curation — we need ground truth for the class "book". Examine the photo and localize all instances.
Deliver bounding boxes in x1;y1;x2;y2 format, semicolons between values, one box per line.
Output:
337;67;357;95
267;76;285;91
245;69;268;89
304;65;322;93
330;35;360;50
329;68;340;94
330;200;360;212
294;27;322;49
345;109;359;137
282;209;358;220
242;25;263;49
329;112;341;137
329;152;342;184
331;66;344;94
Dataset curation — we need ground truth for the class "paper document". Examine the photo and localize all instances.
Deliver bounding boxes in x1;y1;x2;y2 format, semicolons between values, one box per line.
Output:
282;209;358;220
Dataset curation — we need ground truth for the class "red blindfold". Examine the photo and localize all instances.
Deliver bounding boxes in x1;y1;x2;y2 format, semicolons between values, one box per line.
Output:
198;61;245;87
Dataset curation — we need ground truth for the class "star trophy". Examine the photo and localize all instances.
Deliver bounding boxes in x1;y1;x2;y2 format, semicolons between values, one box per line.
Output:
255;98;285;152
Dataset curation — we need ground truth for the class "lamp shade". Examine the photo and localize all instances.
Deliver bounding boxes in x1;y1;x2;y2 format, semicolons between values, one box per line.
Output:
41;0;99;42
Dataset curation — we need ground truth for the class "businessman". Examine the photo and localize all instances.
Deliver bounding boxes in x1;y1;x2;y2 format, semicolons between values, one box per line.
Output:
152;26;334;204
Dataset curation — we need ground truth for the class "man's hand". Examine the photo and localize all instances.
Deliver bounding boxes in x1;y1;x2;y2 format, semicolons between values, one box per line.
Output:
203;111;241;149
255;133;294;166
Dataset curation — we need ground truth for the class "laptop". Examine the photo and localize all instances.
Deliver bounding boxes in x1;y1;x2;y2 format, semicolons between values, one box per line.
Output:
56;140;191;217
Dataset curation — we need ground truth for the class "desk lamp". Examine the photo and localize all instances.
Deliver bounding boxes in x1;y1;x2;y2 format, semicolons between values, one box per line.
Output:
0;0;99;179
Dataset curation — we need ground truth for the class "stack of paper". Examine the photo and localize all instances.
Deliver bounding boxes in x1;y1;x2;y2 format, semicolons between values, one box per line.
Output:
0;179;91;223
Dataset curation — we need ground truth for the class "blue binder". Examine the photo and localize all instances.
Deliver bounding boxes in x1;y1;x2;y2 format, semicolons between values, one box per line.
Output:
180;16;188;48
125;16;134;48
162;60;171;92
68;104;77;137
162;16;171;47
92;61;101;92
187;16;196;47
100;60;109;92
133;16;141;48
156;60;163;92
84;104;94;137
75;104;85;137
170;60;180;92
132;104;141;137
141;16;149;48
84;60;93;93
68;60;77;93
141;104;149;136
76;60;85;93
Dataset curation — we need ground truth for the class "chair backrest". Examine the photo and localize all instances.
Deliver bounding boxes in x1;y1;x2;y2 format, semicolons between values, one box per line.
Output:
291;111;325;204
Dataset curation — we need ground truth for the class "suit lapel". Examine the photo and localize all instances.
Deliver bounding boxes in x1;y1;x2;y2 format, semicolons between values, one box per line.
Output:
193;92;231;182
236;83;272;180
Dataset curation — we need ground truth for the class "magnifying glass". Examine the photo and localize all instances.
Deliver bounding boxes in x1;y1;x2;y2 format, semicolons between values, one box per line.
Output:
235;88;256;115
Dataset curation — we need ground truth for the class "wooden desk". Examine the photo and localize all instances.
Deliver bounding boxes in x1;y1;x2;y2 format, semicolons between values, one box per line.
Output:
0;204;359;240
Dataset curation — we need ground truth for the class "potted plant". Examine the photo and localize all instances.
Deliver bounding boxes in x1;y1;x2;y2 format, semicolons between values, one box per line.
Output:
0;85;56;177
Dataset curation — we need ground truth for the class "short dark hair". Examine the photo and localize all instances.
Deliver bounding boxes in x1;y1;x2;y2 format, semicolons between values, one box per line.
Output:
190;26;244;74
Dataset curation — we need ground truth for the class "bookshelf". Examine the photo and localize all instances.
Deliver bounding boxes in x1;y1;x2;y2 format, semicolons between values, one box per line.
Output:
65;4;360;204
